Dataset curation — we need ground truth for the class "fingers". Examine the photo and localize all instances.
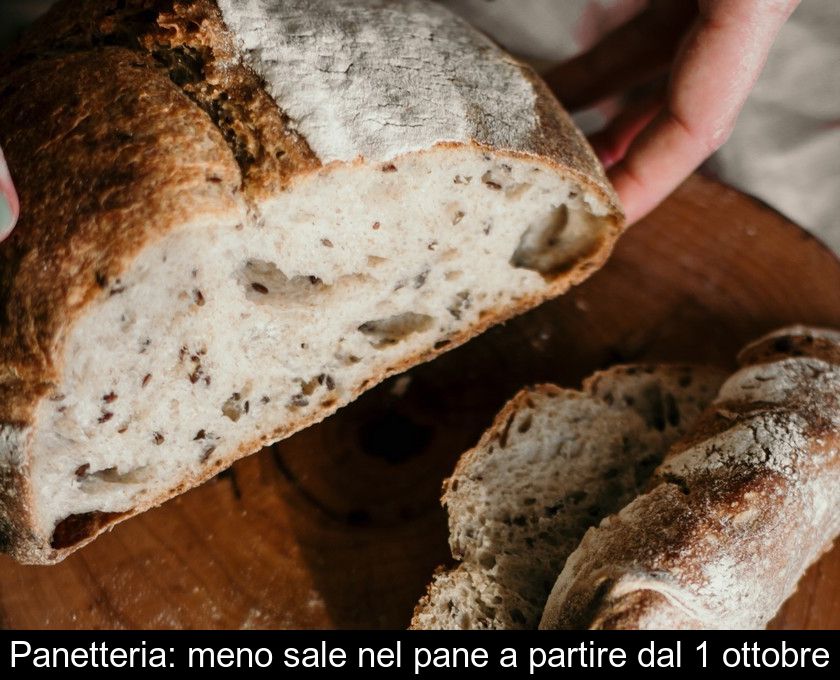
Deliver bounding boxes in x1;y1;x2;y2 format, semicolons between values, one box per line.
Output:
0;146;19;241
545;0;695;110
589;89;664;169
609;0;799;224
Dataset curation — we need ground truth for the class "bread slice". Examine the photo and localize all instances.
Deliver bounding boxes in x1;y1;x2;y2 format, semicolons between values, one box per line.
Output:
0;1;623;563
540;327;840;630
411;365;725;629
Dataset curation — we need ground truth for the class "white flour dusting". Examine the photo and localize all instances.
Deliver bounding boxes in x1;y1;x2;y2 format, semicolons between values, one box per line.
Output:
717;357;840;412
216;0;538;163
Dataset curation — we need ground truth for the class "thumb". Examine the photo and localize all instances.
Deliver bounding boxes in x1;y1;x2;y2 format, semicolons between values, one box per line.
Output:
0;146;19;241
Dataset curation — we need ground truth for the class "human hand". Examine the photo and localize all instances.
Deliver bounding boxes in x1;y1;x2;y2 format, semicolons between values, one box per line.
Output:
0;146;19;241
546;0;800;225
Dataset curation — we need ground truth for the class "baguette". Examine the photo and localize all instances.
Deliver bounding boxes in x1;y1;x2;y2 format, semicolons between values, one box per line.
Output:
411;365;725;629
540;326;840;629
0;0;622;563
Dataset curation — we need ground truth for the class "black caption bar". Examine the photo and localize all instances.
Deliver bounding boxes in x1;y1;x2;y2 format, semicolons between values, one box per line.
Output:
2;631;836;676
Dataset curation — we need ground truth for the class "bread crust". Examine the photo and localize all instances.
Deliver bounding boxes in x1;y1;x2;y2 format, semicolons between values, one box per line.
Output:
540;326;840;630
0;1;622;563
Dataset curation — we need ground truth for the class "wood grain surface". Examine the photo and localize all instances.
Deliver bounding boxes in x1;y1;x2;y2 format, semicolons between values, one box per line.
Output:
0;175;838;629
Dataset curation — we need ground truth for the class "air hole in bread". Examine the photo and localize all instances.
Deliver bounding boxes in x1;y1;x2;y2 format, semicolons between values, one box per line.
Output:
517;414;533;434
478;552;496;570
505;182;532;200
447;291;471;320
222;391;248;421
511;204;602;277
240;260;327;304
358;313;434;348
367;255;387;267
78;465;152;492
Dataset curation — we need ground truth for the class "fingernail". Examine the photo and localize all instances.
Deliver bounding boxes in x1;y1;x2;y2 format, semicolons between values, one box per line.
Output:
0;192;15;238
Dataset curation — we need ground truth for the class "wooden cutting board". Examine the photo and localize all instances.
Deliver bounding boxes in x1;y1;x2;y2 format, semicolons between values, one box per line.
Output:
1;175;838;630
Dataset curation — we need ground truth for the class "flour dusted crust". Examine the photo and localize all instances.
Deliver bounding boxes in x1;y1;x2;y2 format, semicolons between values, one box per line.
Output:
214;0;611;188
0;1;622;563
540;326;840;630
216;0;536;164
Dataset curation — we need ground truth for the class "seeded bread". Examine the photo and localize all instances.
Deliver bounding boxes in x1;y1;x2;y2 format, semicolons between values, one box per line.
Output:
0;0;623;563
410;364;725;629
540;326;840;630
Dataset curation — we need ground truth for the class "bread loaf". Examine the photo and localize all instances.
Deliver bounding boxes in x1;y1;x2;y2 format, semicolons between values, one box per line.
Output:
540;326;840;629
411;365;725;629
0;0;623;563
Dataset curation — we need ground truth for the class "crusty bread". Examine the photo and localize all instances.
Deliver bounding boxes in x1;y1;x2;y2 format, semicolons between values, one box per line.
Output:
540;326;840;630
411;365;725;629
0;1;622;563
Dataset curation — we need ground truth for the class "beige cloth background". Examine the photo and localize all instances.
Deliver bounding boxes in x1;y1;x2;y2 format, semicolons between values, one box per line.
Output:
3;1;839;251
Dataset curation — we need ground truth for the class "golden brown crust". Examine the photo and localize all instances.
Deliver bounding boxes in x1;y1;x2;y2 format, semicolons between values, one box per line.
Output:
0;47;242;424
1;0;320;197
556;470;796;629
0;1;624;562
0;44;244;562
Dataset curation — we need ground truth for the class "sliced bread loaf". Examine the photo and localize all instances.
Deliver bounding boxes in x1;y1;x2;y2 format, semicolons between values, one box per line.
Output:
0;0;623;563
411;365;725;629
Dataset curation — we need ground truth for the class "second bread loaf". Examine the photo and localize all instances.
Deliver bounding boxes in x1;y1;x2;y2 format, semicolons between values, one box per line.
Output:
540;326;840;629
